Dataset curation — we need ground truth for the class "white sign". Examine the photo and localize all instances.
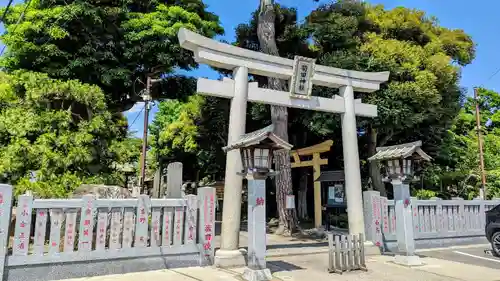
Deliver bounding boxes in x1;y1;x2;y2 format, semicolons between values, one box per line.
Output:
286;195;295;209
328;186;335;199
290;56;315;99
328;184;344;203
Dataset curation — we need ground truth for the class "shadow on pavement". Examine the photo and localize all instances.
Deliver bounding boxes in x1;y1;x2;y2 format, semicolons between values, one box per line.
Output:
268;242;328;250
267;260;304;273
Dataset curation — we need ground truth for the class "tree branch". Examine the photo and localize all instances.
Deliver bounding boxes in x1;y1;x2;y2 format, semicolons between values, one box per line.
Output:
379;130;394;147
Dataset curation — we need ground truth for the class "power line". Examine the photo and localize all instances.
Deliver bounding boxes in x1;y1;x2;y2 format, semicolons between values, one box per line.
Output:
128;104;145;128
0;0;33;57
483;67;500;85
1;0;15;23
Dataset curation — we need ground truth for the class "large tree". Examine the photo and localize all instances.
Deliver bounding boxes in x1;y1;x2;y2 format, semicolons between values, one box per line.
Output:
0;0;224;111
0;70;132;197
235;0;474;202
301;1;475;195
256;0;303;234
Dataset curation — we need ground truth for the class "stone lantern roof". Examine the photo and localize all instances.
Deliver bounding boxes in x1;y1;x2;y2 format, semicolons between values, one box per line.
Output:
367;141;432;162
222;125;293;152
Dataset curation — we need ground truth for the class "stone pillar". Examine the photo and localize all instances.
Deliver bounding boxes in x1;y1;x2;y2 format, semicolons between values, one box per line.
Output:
165;162;183;198
243;176;272;281
363;190;383;248
152;168;161;198
215;66;249;268
392;179;421;266
340;85;365;236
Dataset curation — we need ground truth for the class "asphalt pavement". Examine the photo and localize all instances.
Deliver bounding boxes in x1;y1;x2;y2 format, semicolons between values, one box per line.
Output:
418;244;500;269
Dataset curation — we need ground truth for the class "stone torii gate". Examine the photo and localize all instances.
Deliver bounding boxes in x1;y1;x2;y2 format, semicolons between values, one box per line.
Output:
291;140;333;228
178;28;390;267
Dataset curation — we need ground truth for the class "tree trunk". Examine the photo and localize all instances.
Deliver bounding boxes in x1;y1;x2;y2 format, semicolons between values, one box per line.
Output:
298;171;309;220
257;0;298;235
368;126;387;196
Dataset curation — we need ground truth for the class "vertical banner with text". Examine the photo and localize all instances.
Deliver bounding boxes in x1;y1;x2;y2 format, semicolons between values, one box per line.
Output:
247;179;267;270
198;187;216;265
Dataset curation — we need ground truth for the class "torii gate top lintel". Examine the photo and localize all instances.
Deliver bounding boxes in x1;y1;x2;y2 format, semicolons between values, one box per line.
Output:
292;140;333;156
178;28;389;92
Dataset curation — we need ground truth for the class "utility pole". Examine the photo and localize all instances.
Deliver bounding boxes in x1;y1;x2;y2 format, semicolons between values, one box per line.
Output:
139;75;160;192
474;87;487;199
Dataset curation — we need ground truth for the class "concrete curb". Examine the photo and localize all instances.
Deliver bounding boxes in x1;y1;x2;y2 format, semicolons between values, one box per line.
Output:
265;242;492;259
415;243;490;253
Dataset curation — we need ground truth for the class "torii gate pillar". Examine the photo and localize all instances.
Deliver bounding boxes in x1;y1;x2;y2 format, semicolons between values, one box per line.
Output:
178;28;390;268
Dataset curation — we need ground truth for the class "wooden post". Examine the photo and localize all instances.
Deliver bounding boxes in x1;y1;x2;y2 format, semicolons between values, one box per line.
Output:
313;153;322;228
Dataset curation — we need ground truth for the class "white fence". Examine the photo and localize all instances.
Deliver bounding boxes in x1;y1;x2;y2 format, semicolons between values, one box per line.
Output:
327;233;367;274
363;191;500;249
0;184;216;281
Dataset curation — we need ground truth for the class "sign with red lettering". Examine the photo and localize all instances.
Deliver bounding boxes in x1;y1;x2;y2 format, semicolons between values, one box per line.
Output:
14;195;32;255
199;187;215;262
184;195;197;244
79;195;94;251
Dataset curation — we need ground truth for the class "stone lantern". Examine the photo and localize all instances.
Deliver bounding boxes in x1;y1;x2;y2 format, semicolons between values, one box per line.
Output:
224;125;292;178
223;125;292;281
368;141;431;266
368;141;432;182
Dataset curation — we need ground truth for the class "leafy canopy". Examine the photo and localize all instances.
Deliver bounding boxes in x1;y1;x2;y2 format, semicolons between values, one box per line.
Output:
429;88;500;199
0;0;224;111
0;70;132;197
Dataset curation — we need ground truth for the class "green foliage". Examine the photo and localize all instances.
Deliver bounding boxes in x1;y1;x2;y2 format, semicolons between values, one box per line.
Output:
429;88;500;199
149;90;229;181
0;71;133;197
0;0;224;111
232;1;474;174
414;189;437;200
151;95;205;157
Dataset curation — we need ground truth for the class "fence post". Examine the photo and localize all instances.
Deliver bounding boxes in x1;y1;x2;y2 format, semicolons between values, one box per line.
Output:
411;197;419;236
479;201;486;230
379;196;389;238
0;184;13;280
198;187;216;266
456;198;465;232
362;191;382;249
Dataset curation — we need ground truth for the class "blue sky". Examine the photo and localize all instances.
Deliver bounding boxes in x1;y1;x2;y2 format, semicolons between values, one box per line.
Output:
1;0;499;137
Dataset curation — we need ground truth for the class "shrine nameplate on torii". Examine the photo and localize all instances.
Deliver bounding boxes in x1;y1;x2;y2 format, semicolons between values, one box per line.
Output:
178;28;389;266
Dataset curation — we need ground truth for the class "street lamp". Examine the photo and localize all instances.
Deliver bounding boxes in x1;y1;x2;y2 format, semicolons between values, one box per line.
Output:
223;124;292;281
